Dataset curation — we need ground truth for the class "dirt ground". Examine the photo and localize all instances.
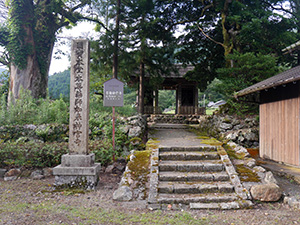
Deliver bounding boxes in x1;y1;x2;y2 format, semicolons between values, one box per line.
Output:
1;170;300;225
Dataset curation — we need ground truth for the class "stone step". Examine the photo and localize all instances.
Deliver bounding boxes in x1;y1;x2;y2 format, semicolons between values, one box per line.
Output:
158;181;234;194
159;171;229;182
190;202;241;210
157;193;238;204
159;146;217;152
159;160;224;172
159;151;220;161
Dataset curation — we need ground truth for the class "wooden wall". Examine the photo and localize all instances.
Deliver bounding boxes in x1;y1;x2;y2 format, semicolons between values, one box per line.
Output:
259;83;300;166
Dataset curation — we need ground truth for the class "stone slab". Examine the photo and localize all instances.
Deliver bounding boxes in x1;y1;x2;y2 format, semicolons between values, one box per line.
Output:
53;163;100;190
61;153;95;167
53;163;101;176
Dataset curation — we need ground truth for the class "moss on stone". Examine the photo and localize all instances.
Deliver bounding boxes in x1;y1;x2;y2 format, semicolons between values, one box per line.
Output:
235;164;260;182
128;150;151;180
200;138;222;146
223;144;245;160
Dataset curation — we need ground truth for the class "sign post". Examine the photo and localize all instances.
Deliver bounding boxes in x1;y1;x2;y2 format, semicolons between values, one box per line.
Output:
103;78;124;160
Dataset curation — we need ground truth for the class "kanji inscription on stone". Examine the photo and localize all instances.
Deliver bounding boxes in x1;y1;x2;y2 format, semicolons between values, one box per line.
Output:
69;39;90;155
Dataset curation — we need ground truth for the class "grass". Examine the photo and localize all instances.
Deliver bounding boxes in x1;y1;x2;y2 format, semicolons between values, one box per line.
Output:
1;178;300;224
0;195;208;224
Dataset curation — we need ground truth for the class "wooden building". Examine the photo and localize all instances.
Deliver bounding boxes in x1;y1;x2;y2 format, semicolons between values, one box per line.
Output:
134;65;203;115
236;65;300;166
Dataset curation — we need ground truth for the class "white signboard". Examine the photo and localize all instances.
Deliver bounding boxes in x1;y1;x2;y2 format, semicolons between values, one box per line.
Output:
103;78;124;107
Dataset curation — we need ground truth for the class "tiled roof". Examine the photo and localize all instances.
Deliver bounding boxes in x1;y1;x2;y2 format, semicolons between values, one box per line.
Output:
235;65;300;97
282;40;300;53
145;64;194;78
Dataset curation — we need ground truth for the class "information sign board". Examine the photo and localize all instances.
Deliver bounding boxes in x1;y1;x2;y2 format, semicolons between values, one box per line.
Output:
103;78;124;107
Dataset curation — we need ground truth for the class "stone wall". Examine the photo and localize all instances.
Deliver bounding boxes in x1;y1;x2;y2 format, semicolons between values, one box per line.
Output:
147;114;201;124
0;114;147;141
198;115;259;148
0;124;68;143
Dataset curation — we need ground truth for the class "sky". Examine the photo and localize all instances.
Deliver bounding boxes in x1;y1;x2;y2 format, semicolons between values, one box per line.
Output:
49;22;98;75
0;18;98;75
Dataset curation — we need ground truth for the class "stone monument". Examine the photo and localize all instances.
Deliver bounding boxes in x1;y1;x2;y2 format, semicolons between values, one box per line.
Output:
53;39;101;189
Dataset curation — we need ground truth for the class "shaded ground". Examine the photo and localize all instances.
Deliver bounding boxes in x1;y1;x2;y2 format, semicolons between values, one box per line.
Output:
1;173;300;225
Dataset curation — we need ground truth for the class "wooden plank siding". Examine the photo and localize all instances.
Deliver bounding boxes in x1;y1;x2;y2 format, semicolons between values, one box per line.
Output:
259;95;300;166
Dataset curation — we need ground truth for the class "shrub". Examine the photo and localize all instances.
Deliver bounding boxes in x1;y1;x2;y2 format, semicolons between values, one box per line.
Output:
0;139;127;169
0;141;68;168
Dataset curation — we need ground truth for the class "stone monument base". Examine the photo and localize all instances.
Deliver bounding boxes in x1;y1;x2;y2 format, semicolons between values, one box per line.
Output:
53;153;101;190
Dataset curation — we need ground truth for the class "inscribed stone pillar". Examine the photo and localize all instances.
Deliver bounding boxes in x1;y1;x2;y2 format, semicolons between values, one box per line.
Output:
69;39;90;155
53;39;100;190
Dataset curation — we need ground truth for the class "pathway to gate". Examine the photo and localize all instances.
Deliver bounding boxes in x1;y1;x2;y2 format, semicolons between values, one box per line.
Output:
149;124;210;147
147;123;252;210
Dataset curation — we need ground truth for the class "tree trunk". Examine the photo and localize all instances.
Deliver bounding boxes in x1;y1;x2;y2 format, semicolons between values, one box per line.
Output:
7;0;56;103
112;0;121;79
8;53;50;102
8;29;53;102
138;61;145;114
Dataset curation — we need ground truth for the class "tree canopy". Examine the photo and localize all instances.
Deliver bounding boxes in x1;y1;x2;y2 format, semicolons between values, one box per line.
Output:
0;0;299;113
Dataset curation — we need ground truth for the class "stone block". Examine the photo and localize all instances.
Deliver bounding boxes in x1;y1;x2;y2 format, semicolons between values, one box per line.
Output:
53;163;100;190
61;154;95;167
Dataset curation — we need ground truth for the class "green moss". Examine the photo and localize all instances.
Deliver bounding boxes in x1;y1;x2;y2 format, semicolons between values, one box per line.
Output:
130;137;142;143
235;164;260;182
128;150;151;179
200;138;222;146
223;144;245;160
146;144;158;150
146;139;160;150
198;136;210;139
218;149;227;156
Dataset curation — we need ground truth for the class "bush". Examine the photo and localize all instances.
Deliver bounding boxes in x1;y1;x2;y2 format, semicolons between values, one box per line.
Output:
0;141;68;168
0;90;138;169
0;89;69;126
0;139;127;169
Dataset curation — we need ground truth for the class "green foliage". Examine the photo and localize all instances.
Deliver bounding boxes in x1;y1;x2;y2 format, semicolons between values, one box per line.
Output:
0;141;68;168
0;69;9;102
89;95;136;117
0;89;68;126
199;78;225;105
6;0;34;70
48;70;70;100
0;139;126;169
216;51;279;114
158;90;176;112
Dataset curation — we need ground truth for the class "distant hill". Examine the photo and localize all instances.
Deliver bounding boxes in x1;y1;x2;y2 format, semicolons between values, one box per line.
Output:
48;70;70;99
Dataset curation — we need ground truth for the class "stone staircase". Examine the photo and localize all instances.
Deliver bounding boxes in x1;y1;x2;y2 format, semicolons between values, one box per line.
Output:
148;146;252;210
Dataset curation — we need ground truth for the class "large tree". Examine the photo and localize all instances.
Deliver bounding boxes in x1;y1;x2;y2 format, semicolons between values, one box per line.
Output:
0;0;97;101
90;0;176;114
